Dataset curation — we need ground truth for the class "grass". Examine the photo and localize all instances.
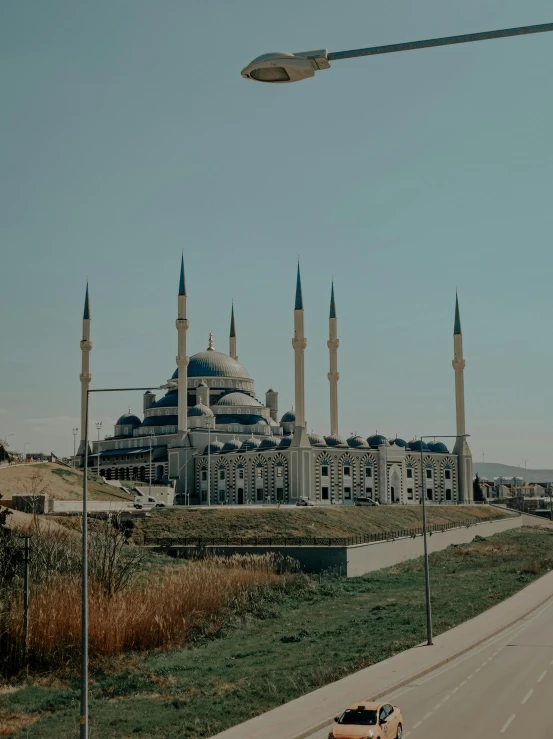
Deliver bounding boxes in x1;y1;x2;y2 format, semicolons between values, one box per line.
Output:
1;526;552;738
133;503;507;542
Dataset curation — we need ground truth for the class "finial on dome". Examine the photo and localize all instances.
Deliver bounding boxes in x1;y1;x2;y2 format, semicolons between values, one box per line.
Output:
291;402;295;412
128;406;131;414
207;330;214;351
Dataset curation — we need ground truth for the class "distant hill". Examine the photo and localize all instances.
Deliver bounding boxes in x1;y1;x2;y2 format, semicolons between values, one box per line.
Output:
473;462;553;484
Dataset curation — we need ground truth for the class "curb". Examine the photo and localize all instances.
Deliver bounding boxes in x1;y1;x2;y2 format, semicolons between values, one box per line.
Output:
292;578;553;739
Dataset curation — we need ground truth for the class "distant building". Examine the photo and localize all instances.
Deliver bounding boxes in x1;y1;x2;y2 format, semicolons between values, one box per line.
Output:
77;262;473;505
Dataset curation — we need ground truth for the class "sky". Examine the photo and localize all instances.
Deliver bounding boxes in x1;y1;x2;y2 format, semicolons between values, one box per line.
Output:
1;1;552;467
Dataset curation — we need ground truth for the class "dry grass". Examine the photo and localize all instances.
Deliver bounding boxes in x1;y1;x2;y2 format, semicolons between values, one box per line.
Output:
4;554;298;670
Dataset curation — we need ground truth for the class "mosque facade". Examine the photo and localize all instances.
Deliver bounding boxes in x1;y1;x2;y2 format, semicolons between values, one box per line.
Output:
78;259;473;505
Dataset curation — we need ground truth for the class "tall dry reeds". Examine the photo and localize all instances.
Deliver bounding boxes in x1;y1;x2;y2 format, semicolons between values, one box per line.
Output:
3;553;300;672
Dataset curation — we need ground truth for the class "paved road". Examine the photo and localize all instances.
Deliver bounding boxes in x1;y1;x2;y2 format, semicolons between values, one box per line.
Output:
308;598;553;739
51;500;133;513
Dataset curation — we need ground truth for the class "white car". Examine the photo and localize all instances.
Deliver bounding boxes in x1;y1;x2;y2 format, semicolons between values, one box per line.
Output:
296;497;314;506
134;496;165;510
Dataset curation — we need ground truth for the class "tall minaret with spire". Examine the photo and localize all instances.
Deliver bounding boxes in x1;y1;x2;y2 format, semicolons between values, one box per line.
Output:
327;281;339;436
229;303;237;360
452;292;473;502
176;255;189;435
292;262;307;430
78;283;92;458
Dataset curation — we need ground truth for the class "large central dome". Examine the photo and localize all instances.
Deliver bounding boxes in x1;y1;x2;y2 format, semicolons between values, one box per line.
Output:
172;350;250;380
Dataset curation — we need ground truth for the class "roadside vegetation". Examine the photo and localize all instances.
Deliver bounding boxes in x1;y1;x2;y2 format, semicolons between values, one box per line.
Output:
1;526;552;738
133;503;507;543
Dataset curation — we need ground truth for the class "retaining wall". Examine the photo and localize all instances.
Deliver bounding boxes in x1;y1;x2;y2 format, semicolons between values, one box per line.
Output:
158;515;521;577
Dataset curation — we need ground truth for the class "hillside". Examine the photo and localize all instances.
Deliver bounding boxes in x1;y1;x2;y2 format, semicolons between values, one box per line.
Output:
474;462;553;484
135;504;506;542
0;462;133;502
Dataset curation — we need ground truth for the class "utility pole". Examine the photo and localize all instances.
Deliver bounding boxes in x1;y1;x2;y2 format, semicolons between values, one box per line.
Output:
95;422;102;478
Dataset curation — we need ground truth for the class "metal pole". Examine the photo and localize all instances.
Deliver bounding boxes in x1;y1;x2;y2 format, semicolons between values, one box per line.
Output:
95;423;102;478
149;434;153;499
420;440;433;646
23;536;30;670
207;422;211;506
549;482;553;522
80;391;89;738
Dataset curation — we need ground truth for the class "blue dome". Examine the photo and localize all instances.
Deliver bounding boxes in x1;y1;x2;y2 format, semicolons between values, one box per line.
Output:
367;434;388;449
203;439;224;454
347;435;369;448
215;392;261;407
234;414;268;426
280;410;296;423
241;436;261;451
390;437;407;448
428;441;449;453
141;415;178;428
152;391;178;409
222;438;242;452
117;413;141;427
259;437;279;450
308;433;326;446
172;351;250;380
188;403;214;418
406;439;430;452
279;436;292;448
325;434;347;447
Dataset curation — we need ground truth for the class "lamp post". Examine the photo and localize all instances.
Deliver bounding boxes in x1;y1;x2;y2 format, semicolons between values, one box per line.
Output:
80;386;165;739
149;432;155;499
418;434;470;646
240;22;553;83
72;428;78;467
24;442;30;462
4;433;14;445
95;422;102;478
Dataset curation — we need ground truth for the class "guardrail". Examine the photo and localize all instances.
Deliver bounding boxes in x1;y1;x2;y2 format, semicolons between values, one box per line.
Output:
142;513;513;548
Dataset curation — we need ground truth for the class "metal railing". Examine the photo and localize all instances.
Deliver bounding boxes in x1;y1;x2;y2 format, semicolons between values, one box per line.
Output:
142;513;513;548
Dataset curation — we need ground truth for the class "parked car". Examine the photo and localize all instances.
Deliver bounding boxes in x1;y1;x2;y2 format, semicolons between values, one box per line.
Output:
354;496;379;506
295;497;314;506
134;495;165;510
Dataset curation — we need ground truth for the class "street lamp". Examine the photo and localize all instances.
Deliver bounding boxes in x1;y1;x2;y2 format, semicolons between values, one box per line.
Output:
72;428;78;467
95;423;102;478
80;385;165;739
4;433;14;445
241;22;553;82
418;433;470;646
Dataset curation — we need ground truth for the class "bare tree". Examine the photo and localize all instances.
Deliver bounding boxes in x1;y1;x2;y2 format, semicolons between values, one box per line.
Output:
88;514;145;597
25;468;50;531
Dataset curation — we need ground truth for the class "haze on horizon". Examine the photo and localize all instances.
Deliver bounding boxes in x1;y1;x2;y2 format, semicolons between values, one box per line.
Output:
1;0;552;465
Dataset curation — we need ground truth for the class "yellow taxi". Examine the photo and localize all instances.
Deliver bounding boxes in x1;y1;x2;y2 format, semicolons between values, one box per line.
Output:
328;701;403;739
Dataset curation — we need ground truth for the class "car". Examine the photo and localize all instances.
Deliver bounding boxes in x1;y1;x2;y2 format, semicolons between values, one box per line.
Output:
133;496;165;510
295;497;314;506
328;701;403;739
354;496;380;506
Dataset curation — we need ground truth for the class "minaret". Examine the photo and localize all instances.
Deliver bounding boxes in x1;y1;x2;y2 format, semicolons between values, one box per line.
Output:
229;303;237;360
176;255;189;435
292;262;307;429
452;292;473;502
78;283;92;458
327;281;339;436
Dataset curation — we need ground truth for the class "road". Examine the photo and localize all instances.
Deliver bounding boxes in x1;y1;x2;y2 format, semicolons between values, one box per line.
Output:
308;598;553;738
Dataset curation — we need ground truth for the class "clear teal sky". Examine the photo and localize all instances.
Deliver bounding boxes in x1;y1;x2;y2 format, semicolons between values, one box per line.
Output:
1;1;552;466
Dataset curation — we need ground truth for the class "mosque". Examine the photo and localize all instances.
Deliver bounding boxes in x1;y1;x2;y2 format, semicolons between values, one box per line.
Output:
78;258;473;505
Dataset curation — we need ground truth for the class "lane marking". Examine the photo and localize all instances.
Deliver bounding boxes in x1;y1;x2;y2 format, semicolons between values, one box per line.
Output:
537;670;547;683
467;674;474;680
460;679;467;686
451;687;459;694
475;667;481;673
433;703;442;711
501;714;516;733
413;721;422;729
442;694;451;702
521;689;533;704
423;712;432;720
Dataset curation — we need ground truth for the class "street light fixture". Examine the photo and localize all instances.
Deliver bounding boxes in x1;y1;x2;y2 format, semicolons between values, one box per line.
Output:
241;22;553;82
418;433;470;647
4;433;14;445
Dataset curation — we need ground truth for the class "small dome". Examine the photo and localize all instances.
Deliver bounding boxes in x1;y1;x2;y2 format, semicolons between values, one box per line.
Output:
347;435;369;448
117;412;141;427
406;439;430;452
152;391;178;409
215;392;262;407
390;437;407;448
325;434;347;448
367;434;388;449
222;438;242;452
308;432;326;446
428;441;449;453
203;439;224;454
188;403;214;418
241;436;261;451
280;409;296;423
279;436;292;448
259;437;279;450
